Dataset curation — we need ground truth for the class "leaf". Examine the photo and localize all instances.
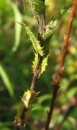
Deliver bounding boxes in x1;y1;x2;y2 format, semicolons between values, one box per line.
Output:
32;53;38;73
43;4;72;39
14;90;38;127
11;2;22;52
32;53;49;76
40;55;49;74
18;22;44;56
22;90;38;108
47;4;72;30
0;63;14;97
32;53;49;75
0;0;22;52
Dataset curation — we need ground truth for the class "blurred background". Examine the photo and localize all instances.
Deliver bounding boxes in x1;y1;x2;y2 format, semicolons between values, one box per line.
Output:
0;0;77;130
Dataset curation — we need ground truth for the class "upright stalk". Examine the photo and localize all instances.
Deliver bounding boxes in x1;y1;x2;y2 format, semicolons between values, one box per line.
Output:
30;0;46;90
45;0;77;129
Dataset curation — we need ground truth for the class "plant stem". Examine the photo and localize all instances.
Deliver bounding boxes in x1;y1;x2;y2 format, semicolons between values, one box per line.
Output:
30;0;46;91
15;1;46;130
45;0;77;130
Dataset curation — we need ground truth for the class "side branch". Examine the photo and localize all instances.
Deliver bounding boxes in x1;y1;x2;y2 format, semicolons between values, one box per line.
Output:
45;0;77;130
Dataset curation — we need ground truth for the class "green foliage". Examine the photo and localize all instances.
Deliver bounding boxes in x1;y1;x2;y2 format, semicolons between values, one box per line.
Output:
11;1;22;52
43;4;72;39
0;63;14;97
32;53;49;76
40;55;49;75
0;0;22;52
14;90;38;127
22;90;38;108
18;22;44;56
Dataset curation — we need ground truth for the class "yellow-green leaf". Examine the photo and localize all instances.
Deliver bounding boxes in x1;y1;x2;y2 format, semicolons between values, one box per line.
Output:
18;22;44;56
41;55;49;74
22;90;38;108
0;63;14;97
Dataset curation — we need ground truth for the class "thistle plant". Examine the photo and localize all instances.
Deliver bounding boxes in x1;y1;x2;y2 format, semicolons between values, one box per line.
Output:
14;0;77;130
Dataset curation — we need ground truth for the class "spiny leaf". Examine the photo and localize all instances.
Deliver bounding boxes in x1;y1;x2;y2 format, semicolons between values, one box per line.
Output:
46;4;72;30
32;53;49;76
32;53;38;73
43;4;72;39
14;90;38;127
18;22;44;56
40;55;49;75
22;90;38;108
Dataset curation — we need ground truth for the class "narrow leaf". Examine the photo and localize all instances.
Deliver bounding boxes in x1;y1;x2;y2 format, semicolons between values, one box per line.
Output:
1;0;22;52
0;63;14;97
11;2;22;52
41;55;49;75
18;22;44;56
43;4;72;39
